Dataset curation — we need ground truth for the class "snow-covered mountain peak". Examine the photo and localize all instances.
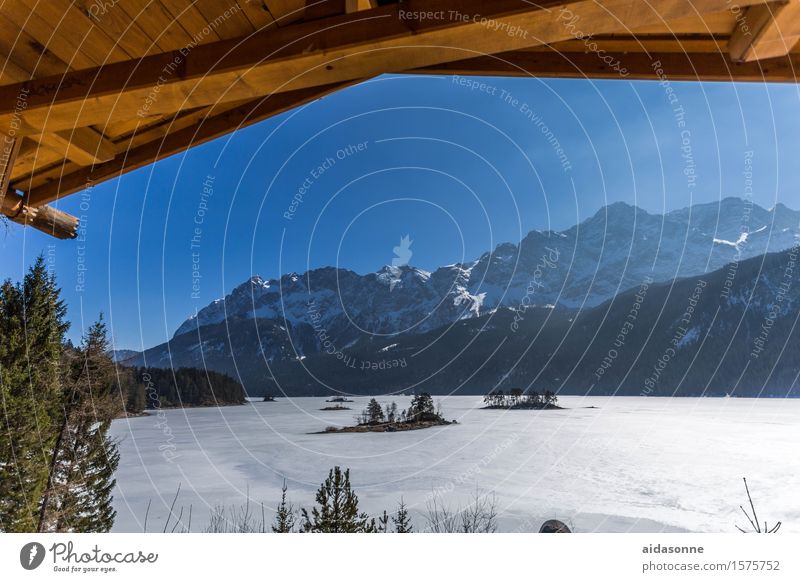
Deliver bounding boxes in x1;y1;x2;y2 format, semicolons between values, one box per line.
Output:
171;198;800;342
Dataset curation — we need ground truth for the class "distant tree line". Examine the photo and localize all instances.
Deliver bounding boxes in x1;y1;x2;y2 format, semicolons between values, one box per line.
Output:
117;367;247;413
483;388;559;409
0;257;119;532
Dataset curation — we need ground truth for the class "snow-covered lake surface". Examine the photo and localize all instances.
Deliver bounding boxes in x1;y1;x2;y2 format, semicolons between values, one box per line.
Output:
109;396;800;533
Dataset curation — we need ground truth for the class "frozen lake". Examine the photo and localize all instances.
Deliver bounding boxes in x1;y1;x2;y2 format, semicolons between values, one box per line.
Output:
109;395;800;533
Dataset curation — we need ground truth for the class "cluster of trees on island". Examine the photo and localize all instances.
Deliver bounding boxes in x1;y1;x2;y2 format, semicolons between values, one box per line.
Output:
483;388;559;409
357;393;444;426
327;396;353;403
321;393;452;433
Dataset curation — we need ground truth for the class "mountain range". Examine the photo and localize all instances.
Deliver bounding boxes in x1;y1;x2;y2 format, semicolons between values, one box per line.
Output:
119;198;800;397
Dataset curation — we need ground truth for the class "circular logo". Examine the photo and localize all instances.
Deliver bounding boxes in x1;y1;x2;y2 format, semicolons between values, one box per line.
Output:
19;542;46;570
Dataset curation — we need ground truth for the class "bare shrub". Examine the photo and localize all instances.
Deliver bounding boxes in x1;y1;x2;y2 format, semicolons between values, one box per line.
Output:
425;489;498;533
205;497;267;533
144;483;266;533
736;477;781;534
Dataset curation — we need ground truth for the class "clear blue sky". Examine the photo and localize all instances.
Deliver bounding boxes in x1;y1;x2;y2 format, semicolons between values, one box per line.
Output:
2;75;798;350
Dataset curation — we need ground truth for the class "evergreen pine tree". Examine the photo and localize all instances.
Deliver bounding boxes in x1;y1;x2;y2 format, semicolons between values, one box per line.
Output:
125;376;147;414
0;279;28;531
271;480;295;533
409;392;435;421
378;510;389;532
392;498;413;533
385;401;398;423
300;467;376;533
366;398;384;424
39;317;121;532
0;257;68;532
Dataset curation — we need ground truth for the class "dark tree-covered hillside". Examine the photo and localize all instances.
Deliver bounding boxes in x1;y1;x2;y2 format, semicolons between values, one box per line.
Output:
117;367;246;413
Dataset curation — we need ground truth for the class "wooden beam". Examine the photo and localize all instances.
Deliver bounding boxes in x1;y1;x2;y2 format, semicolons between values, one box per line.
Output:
23;48;797;212
346;0;376;13
34;128;116;166
729;0;800;62
413;49;800;82
544;37;725;54
0;189;79;239
0;133;22;195
0;0;767;136
264;0;307;24
305;0;346;20
24;83;350;206
1;133;78;239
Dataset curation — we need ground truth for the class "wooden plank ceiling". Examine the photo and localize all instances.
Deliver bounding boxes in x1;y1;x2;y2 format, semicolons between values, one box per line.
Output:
1;0;800;238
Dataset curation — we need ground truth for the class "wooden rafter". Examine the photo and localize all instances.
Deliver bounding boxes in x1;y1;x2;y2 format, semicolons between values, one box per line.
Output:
0;188;79;239
1;133;78;239
24;83;350;206
4;0;800;239
346;0;377;13
414;49;800;82
1;134;22;195
0;0;767;136
33;128;117;166
729;0;800;62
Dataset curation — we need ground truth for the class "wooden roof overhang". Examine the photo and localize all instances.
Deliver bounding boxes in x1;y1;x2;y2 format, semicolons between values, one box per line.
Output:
2;0;800;239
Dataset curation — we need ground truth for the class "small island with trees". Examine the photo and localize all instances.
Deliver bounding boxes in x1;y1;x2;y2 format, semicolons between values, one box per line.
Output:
483;389;562;410
320;393;454;433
